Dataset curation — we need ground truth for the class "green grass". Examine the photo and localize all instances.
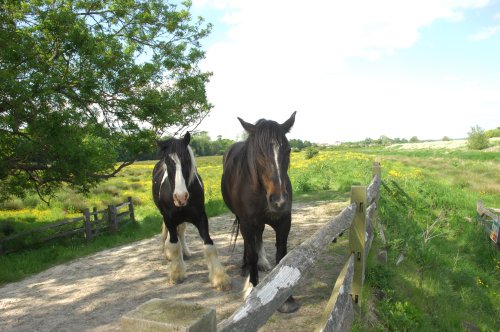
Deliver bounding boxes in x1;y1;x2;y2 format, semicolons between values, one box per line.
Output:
1;147;499;331
351;147;500;331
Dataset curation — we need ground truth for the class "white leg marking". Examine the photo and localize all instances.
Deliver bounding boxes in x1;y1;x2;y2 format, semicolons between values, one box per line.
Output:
204;244;231;291
242;275;253;298
258;244;272;271
165;241;185;283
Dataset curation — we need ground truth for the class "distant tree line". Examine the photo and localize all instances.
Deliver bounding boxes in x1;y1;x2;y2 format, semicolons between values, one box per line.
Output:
124;133;320;160
121;125;500;161
189;134;318;157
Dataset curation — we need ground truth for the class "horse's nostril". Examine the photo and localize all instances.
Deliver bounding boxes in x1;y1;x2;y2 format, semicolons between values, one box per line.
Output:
270;194;278;204
174;192;189;206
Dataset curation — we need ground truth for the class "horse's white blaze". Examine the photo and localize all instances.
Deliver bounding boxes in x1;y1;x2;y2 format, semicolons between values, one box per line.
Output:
273;142;282;187
170;153;188;202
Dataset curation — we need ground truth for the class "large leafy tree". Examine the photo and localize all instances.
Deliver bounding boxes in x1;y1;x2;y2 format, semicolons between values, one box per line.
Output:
0;0;212;202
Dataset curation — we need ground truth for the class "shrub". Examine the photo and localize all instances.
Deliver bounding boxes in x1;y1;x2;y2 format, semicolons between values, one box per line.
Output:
304;148;319;159
467;126;490;150
485;127;500;138
0;197;25;210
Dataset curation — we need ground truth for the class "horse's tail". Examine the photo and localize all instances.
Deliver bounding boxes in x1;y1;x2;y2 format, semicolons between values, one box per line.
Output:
229;216;240;252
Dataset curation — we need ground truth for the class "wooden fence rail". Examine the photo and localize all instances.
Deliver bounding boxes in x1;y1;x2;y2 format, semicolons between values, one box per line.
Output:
217;162;382;332
0;197;135;255
476;201;499;246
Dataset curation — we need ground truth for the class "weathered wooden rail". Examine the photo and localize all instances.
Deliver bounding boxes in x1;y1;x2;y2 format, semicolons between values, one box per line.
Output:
0;197;135;255
476;201;499;246
122;163;382;331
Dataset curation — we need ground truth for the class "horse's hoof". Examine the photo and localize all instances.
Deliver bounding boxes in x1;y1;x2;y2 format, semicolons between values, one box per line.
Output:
169;276;185;284
277;297;300;313
212;272;232;291
258;259;272;271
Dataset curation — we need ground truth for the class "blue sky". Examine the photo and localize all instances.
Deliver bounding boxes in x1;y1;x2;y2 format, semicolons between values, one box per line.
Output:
190;0;500;143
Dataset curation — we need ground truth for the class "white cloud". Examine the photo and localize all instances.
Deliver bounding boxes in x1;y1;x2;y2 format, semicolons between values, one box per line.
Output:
469;25;500;40
193;0;496;142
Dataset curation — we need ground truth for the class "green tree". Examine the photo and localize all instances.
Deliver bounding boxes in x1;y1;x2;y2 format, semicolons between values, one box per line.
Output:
467;125;490;150
0;0;212;202
485;127;500;138
409;136;419;143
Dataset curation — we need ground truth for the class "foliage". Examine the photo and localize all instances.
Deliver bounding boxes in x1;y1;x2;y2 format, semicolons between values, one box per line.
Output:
304;147;319;159
409;136;419;143
467;125;490;150
189;131;235;156
289;138;315;150
485;127;500;138
0;0;212;202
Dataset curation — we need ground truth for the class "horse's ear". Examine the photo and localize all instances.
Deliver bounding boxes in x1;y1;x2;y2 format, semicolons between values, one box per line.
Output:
238;117;256;134
281;111;297;133
183;131;191;145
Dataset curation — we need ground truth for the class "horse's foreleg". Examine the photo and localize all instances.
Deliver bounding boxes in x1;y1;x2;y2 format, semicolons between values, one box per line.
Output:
274;218;300;313
177;222;191;258
274;218;291;265
197;213;231;291
256;226;272;271
164;222;186;284
161;223;170;258
203;244;231;291
241;226;259;298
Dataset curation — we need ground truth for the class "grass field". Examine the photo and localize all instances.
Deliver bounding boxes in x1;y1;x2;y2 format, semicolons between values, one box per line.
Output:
1;142;499;331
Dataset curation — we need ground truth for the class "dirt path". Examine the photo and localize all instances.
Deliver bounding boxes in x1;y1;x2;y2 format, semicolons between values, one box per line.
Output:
0;201;351;332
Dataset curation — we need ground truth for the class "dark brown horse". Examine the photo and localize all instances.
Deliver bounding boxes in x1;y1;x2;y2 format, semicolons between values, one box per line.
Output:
221;112;299;313
152;132;230;290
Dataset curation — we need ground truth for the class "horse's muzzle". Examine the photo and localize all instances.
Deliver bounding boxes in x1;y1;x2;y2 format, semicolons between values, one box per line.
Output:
268;193;289;212
173;192;190;207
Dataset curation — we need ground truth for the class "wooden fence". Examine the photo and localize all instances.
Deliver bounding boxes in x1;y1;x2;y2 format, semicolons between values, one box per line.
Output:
476;201;499;246
216;162;381;332
0;197;135;255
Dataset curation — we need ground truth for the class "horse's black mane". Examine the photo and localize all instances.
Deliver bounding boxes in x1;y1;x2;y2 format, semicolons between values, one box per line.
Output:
247;119;289;156
157;138;191;163
225;119;290;186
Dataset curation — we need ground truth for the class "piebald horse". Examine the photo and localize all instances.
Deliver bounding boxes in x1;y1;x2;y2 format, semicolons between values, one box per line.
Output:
152;132;230;290
221;112;299;313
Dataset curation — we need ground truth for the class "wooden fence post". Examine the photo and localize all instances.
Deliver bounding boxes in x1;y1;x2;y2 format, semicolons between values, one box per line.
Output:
108;204;118;234
83;208;93;241
349;186;367;308
371;162;381;227
128;197;136;222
